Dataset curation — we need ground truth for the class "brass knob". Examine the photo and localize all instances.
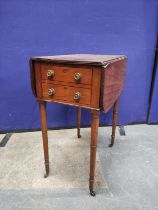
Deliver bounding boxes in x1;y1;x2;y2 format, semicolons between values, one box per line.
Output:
74;92;81;100
47;70;55;78
74;72;82;80
48;88;55;96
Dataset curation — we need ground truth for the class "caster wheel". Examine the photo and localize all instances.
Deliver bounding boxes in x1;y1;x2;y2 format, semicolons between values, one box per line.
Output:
109;143;113;147
90;191;96;196
78;134;82;138
44;173;48;178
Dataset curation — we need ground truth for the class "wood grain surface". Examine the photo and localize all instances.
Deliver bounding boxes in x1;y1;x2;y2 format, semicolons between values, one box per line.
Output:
41;63;92;85
102;58;127;112
42;82;91;106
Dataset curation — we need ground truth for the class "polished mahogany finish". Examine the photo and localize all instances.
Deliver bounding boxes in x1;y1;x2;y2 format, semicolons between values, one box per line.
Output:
30;54;127;196
41;63;93;85
102;59;127;112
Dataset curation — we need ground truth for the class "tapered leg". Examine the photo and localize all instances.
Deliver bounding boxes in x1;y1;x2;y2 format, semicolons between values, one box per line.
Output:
38;101;49;177
109;98;119;147
89;110;99;196
77;107;81;138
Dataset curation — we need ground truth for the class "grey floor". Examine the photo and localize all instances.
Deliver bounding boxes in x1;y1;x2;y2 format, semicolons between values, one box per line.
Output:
0;125;158;210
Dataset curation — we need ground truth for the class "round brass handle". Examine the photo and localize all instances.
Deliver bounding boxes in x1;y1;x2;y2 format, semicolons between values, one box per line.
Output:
47;70;55;78
74;72;82;80
73;92;81;100
48;88;55;96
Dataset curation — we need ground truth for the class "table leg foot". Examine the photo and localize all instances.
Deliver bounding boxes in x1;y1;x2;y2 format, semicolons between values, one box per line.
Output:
109;143;114;147
44;173;49;178
77;134;82;138
109;136;114;147
90;190;96;196
44;162;49;177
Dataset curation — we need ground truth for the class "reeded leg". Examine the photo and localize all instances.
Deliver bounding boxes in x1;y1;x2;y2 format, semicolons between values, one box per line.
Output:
89;110;99;196
38;101;49;177
77;107;81;138
109;98;119;147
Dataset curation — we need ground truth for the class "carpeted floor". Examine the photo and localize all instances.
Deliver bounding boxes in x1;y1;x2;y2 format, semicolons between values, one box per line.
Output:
0;125;158;210
0;129;106;190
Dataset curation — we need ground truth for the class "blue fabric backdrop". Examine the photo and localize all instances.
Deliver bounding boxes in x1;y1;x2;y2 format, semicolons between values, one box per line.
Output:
0;0;157;131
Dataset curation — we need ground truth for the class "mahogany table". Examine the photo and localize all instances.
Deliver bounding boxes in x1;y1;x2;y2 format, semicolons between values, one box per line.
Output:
29;54;127;196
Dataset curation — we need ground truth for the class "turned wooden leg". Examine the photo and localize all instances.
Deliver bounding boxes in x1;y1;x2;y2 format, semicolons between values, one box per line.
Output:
109;98;119;147
77;107;81;138
38;101;49;177
89;110;99;196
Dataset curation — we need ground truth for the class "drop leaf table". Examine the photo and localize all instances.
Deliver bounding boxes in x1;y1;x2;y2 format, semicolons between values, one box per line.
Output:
29;54;127;196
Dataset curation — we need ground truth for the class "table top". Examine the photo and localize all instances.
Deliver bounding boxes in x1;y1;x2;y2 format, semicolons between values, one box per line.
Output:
30;54;127;66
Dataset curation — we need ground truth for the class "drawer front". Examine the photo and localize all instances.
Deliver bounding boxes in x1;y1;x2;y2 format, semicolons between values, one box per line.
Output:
42;82;91;105
41;63;92;85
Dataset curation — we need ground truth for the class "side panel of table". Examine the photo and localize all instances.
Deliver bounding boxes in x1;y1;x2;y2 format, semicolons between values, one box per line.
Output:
101;59;127;112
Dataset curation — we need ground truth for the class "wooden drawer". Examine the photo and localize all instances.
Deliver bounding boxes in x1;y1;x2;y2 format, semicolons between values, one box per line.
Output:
41;63;92;85
42;82;91;105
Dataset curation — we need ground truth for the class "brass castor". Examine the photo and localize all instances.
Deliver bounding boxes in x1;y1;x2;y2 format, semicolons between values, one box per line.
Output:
44;172;49;178
90;190;96;196
109;143;114;147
